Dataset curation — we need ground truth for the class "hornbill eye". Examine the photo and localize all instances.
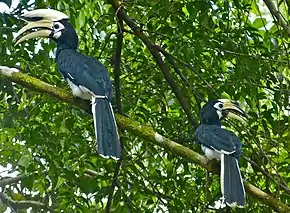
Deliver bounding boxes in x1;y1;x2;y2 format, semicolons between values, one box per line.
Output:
214;102;224;110
53;22;64;31
54;23;60;29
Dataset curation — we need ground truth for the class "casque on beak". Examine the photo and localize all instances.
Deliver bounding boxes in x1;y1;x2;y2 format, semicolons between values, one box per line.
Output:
14;9;68;45
218;99;248;123
14;20;53;45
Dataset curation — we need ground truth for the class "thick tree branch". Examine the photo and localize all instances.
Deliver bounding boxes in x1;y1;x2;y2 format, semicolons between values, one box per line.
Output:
107;0;198;128
0;66;289;212
0;66;91;112
263;0;290;37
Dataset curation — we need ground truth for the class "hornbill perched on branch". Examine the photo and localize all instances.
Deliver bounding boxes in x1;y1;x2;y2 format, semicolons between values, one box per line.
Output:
14;9;121;159
195;99;248;208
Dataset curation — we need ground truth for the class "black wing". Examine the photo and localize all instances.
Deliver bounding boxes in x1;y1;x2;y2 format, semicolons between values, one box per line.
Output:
56;49;112;100
195;124;242;157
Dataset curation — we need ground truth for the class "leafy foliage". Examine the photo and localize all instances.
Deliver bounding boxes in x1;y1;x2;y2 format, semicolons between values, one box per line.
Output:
0;0;289;212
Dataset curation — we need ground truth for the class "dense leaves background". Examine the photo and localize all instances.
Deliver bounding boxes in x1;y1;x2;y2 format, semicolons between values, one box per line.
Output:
0;0;289;212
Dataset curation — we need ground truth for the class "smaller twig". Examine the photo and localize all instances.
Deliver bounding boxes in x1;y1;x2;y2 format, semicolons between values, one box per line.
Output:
105;160;122;213
0;27;15;32
115;6;124;33
11;2;35;15
159;48;188;84
84;169;99;177
114;23;124;114
98;32;117;59
203;171;209;212
243;155;290;195
106;19;125;213
0;174;27;187
129;160;172;204
263;0;290;37
0;192;49;210
154;44;214;100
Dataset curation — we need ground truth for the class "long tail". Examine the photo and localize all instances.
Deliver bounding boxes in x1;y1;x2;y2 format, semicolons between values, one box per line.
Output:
92;97;121;159
220;153;245;208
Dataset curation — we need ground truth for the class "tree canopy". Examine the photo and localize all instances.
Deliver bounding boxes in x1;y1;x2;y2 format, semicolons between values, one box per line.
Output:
0;0;289;212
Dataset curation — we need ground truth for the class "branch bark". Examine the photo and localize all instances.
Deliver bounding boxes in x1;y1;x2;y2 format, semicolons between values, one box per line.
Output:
84;169;100;177
0;174;27;187
0;192;49;210
0;66;289;213
107;0;198;128
263;0;290;37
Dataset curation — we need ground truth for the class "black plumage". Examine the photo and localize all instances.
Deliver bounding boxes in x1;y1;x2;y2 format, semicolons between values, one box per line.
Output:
195;100;245;208
15;10;121;159
196;125;241;158
54;21;121;159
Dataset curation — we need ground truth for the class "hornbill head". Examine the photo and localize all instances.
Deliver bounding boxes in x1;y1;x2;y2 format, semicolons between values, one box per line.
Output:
14;9;78;49
200;99;248;125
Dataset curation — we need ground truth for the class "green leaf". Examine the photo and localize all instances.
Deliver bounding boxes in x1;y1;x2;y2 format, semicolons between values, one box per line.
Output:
18;155;31;169
78;9;86;27
22;176;34;190
182;5;189;17
252;18;266;29
55;176;65;189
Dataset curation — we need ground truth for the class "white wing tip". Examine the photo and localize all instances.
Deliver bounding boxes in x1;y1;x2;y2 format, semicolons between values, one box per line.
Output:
226;201;245;208
99;154;120;160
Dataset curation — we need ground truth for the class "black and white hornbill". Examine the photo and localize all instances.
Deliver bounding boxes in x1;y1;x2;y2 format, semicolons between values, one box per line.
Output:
195;99;248;208
14;9;121;159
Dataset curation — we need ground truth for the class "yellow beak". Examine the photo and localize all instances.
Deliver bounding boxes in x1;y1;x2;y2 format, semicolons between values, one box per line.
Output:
14;9;69;45
14;20;53;45
218;99;248;123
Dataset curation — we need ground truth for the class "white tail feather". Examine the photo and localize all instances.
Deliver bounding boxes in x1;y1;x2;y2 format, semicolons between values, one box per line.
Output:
220;153;225;196
91;97;97;142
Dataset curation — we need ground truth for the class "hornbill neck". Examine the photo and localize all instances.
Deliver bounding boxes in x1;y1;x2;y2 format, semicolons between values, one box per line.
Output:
200;113;222;126
56;22;79;56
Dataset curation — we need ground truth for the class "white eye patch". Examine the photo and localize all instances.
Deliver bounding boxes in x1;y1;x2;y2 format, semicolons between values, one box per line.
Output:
214;102;224;119
53;22;65;31
214;102;224;110
52;21;65;39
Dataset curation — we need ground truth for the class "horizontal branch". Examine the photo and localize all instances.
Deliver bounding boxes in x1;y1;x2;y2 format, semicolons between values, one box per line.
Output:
0;174;27;187
0;66;289;212
0;192;48;210
0;66;91;113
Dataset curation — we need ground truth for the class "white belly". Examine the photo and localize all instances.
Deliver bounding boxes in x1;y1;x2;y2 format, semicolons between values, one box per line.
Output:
201;145;221;160
66;79;92;100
